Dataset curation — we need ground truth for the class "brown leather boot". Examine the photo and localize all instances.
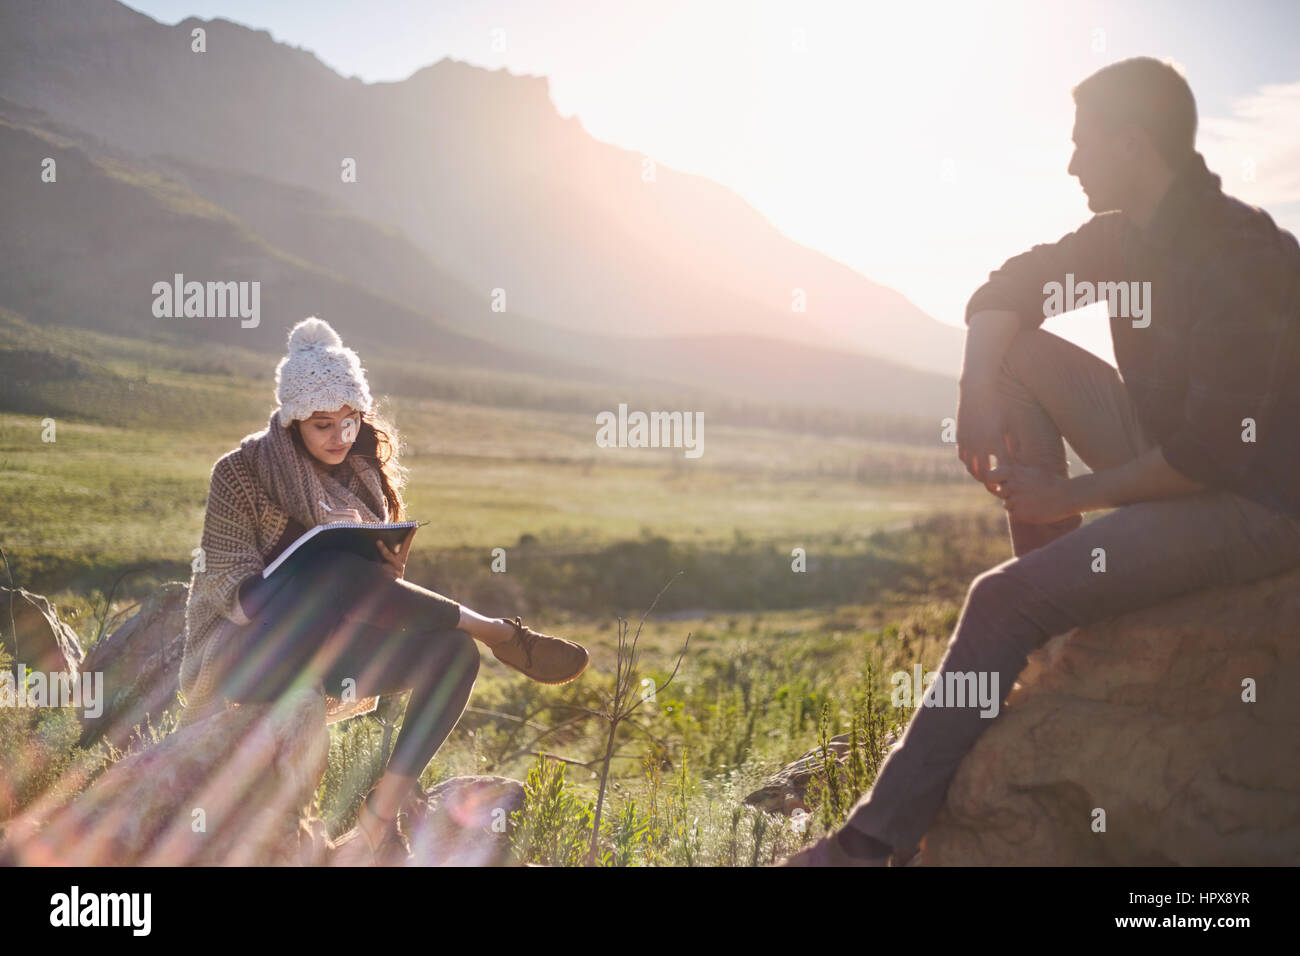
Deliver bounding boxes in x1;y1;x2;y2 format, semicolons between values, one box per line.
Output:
355;798;413;866
489;617;589;684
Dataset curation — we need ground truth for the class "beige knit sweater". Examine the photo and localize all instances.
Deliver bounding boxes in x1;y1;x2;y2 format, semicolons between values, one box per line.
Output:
178;408;399;730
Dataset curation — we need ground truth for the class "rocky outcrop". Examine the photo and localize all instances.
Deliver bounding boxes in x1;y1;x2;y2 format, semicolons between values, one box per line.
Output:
0;585;84;676
76;582;189;752
402;775;525;866
1;683;526;866
4;687;330;865
0;584;526;866
922;564;1300;865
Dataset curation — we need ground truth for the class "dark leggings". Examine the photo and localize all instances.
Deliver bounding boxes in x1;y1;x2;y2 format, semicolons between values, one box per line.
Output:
218;549;478;778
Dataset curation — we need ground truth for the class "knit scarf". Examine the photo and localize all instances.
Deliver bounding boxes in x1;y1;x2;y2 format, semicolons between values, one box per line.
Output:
240;407;390;529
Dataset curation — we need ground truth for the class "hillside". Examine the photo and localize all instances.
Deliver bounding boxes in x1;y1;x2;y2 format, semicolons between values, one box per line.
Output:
0;0;965;377
0;100;958;420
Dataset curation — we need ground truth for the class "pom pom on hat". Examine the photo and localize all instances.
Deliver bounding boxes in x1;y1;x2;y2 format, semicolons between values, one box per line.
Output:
274;317;374;428
288;316;344;351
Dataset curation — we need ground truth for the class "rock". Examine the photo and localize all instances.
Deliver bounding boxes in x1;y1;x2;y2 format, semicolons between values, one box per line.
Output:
746;730;900;815
70;579;374;748
0;586;84;676
405;775;525;866
922;564;1300;865
76;582;189;752
3;687;329;865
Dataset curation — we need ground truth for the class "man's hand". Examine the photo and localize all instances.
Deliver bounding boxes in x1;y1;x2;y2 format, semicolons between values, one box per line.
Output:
956;382;1016;493
1070;446;1208;512
375;527;416;580
957;310;1023;494
994;464;1080;524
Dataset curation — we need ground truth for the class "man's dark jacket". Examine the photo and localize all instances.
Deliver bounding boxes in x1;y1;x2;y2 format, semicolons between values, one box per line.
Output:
966;151;1300;521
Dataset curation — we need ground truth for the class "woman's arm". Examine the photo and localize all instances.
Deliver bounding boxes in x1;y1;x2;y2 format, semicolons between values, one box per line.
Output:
190;453;267;628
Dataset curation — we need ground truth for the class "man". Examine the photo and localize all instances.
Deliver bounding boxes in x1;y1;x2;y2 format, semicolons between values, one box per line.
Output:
785;56;1300;866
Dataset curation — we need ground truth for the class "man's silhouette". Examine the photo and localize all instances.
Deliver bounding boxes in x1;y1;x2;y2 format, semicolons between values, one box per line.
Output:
786;56;1300;866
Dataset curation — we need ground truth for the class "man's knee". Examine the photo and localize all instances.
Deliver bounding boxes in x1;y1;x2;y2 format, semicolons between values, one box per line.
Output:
969;559;1025;600
955;563;1030;638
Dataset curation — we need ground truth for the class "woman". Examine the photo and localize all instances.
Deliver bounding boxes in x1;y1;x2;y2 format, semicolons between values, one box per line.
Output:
179;316;588;865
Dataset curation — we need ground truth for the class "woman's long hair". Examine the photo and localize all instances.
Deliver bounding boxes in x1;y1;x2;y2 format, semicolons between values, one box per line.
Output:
288;409;408;521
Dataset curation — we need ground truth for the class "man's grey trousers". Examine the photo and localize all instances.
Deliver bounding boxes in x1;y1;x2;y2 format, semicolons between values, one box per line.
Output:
842;328;1300;853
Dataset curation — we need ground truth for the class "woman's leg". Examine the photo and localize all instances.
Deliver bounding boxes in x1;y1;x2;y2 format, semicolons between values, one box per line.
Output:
311;555;487;839
319;616;480;837
222;547;582;707
301;550;517;647
219;549;583;844
324;554;589;685
455;606;516;646
218;551;489;838
221;549;478;702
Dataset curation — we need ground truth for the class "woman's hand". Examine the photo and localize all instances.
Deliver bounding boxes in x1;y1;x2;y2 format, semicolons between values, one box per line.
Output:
323;508;363;523
376;527;416;580
995;464;1081;525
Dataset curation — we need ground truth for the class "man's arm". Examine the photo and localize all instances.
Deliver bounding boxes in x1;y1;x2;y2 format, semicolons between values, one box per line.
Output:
956;310;1021;488
1005;228;1297;518
1068;445;1207;512
959;310;1022;388
964;213;1125;331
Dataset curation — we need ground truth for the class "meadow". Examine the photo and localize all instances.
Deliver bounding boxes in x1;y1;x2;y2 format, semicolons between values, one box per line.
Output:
0;318;1022;864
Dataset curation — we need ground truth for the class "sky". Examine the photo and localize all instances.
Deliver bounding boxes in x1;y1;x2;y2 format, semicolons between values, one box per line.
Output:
125;0;1300;366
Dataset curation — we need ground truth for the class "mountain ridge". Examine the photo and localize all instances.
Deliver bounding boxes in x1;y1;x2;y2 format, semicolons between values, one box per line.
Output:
0;0;965;377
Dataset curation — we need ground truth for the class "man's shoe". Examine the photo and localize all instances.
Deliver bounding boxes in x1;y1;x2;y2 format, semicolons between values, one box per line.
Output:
777;832;891;867
778;829;914;867
892;843;922;867
489;617;589;684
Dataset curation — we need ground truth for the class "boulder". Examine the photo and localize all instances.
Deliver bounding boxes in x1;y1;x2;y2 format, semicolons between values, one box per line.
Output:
325;774;525;867
3;687;330;865
922;564;1300;865
0;586;84;676
71;582;377;737
76;582;189;752
405;775;525;867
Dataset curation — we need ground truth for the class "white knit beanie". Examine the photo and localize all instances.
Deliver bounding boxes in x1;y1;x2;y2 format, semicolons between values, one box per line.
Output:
274;317;374;428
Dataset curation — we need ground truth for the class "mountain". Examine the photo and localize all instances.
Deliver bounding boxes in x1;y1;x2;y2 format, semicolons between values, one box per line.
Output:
0;93;957;421
0;0;965;378
151;151;958;417
0;104;585;376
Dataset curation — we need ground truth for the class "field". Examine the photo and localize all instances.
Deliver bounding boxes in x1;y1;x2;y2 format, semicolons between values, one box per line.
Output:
0;319;1023;865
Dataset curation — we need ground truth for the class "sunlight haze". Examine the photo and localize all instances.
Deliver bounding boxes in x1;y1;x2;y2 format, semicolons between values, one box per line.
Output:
126;0;1300;368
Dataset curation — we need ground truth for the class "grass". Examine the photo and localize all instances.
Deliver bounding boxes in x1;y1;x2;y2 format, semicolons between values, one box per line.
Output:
0;318;1020;864
0;400;990;600
0;517;1006;862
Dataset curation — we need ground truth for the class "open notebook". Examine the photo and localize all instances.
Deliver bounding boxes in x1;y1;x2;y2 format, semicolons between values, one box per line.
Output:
261;521;422;579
